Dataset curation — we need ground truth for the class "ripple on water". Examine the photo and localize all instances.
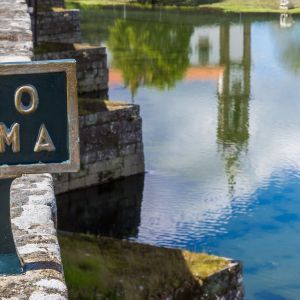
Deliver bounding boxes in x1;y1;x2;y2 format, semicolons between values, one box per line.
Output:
75;9;300;300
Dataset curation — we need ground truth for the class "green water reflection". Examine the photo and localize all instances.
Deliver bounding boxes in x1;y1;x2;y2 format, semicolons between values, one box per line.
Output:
108;19;193;95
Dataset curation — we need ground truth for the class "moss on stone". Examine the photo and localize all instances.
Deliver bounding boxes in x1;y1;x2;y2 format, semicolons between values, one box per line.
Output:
58;233;232;299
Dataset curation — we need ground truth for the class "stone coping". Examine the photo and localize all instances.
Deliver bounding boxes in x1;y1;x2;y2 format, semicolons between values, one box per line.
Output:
0;175;67;299
0;0;32;61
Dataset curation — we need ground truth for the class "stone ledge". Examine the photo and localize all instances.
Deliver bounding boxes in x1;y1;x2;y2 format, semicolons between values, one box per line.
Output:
0;174;67;299
59;234;244;300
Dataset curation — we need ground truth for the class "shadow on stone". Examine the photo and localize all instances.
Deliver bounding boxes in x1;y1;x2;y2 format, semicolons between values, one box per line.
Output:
24;261;63;273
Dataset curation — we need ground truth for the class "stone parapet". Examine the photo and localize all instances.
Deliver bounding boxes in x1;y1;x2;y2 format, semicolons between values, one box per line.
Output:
34;44;108;94
35;10;81;44
0;175;68;299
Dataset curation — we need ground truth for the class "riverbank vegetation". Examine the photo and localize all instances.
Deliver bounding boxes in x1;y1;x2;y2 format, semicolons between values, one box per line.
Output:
66;0;300;13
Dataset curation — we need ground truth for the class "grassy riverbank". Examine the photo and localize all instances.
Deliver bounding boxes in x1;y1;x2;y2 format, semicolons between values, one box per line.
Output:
59;233;239;299
66;0;300;14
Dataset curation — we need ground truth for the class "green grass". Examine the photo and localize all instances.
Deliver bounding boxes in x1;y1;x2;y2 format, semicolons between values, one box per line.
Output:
65;0;300;14
201;0;300;13
66;0;148;8
59;233;230;299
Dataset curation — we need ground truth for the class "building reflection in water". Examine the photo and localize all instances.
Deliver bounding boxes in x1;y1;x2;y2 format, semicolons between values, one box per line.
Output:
57;174;144;239
217;21;251;194
190;20;252;194
280;14;294;28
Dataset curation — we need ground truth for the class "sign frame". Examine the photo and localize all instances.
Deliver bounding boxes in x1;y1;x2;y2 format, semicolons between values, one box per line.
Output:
0;59;80;176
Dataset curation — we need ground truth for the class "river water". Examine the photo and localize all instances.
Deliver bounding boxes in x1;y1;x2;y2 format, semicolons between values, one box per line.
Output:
59;7;300;299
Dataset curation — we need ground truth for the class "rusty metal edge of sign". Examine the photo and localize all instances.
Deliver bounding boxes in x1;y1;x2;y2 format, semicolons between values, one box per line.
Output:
0;59;80;176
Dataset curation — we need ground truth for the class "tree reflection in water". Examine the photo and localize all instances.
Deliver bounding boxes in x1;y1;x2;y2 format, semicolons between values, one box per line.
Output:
108;19;193;97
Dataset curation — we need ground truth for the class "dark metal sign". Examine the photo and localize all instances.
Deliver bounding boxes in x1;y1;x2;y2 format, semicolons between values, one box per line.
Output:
0;59;80;175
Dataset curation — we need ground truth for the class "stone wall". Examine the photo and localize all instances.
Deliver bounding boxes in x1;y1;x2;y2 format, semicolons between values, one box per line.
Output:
32;0;109;95
39;0;65;9
34;44;108;94
55;102;145;194
35;10;81;43
27;0;65;10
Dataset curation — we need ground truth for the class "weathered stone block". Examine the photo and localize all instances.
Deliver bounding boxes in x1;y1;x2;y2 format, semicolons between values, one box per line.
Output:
104;157;123;172
85;173;100;186
121;153;145;178
81;151;97;164
87;161;107;175
39;0;65;9
34;46;108;94
54;181;69;195
69;177;86;190
34;10;81;44
120;130;143;145
84;113;98;126
70;168;88;179
55;103;145;193
96;149;118;161
54;173;69;183
119;143;136;156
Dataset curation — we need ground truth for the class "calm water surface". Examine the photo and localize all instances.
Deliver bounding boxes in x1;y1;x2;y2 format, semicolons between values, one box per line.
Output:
61;7;300;299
